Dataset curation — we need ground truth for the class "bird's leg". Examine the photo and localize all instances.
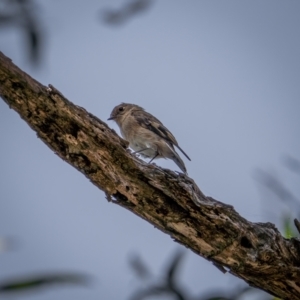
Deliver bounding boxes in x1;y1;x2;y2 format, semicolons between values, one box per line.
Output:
149;152;159;164
132;148;149;154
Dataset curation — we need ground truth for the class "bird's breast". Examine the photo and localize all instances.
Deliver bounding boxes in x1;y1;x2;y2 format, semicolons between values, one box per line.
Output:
119;118;161;158
129;136;157;158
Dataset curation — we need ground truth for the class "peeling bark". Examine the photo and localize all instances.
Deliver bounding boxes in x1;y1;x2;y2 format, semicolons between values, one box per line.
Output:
0;52;300;300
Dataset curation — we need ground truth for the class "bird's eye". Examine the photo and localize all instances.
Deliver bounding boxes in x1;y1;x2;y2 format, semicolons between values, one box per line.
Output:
118;107;124;112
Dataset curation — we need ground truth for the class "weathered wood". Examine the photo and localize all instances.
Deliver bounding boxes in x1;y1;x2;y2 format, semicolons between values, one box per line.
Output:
1;52;300;300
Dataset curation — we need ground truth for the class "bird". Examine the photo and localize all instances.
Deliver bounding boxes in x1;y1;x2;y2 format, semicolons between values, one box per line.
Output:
108;103;191;174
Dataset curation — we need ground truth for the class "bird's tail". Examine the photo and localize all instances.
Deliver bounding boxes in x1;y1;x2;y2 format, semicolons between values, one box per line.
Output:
171;150;187;174
176;144;191;161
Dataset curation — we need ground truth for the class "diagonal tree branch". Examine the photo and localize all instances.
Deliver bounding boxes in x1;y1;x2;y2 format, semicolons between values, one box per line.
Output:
0;51;300;300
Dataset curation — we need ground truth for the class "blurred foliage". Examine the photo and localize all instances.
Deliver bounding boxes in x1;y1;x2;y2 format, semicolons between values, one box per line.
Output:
255;155;300;238
282;214;298;239
128;250;272;300
255;155;300;299
0;0;154;66
128;155;300;300
0;0;43;65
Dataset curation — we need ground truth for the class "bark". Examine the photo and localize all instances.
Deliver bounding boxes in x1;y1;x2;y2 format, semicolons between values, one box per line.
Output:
0;51;300;300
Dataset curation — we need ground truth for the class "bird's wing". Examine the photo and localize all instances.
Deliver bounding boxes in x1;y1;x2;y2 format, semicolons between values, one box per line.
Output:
133;111;191;161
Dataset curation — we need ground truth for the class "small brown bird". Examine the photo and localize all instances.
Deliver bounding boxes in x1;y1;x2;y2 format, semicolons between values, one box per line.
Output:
108;103;191;173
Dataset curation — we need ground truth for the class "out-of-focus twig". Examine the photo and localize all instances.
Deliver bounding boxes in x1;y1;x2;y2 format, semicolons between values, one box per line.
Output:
294;219;300;234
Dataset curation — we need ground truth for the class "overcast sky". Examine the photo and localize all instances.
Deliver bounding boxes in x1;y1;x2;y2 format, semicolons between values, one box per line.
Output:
0;1;299;299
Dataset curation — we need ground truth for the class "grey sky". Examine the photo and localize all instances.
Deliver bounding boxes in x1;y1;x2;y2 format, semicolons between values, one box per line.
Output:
0;1;299;299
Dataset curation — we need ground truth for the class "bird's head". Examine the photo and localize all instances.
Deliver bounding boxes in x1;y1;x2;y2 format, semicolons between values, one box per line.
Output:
108;103;142;123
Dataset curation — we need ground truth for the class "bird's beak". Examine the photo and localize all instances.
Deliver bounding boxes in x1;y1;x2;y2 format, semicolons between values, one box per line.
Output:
107;116;115;120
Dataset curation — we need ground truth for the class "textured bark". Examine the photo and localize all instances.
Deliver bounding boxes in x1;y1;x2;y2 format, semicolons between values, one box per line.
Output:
0;51;300;300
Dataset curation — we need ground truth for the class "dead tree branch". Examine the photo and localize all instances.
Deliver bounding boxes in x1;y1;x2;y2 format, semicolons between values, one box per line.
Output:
0;52;300;300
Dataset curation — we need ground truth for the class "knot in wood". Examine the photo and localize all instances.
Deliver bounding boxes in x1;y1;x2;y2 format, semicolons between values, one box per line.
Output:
258;247;276;263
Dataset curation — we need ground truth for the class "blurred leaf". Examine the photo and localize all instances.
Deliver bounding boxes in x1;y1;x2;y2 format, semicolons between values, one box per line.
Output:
102;0;153;26
282;215;297;238
24;15;41;64
129;253;151;279
165;250;184;287
0;273;89;294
